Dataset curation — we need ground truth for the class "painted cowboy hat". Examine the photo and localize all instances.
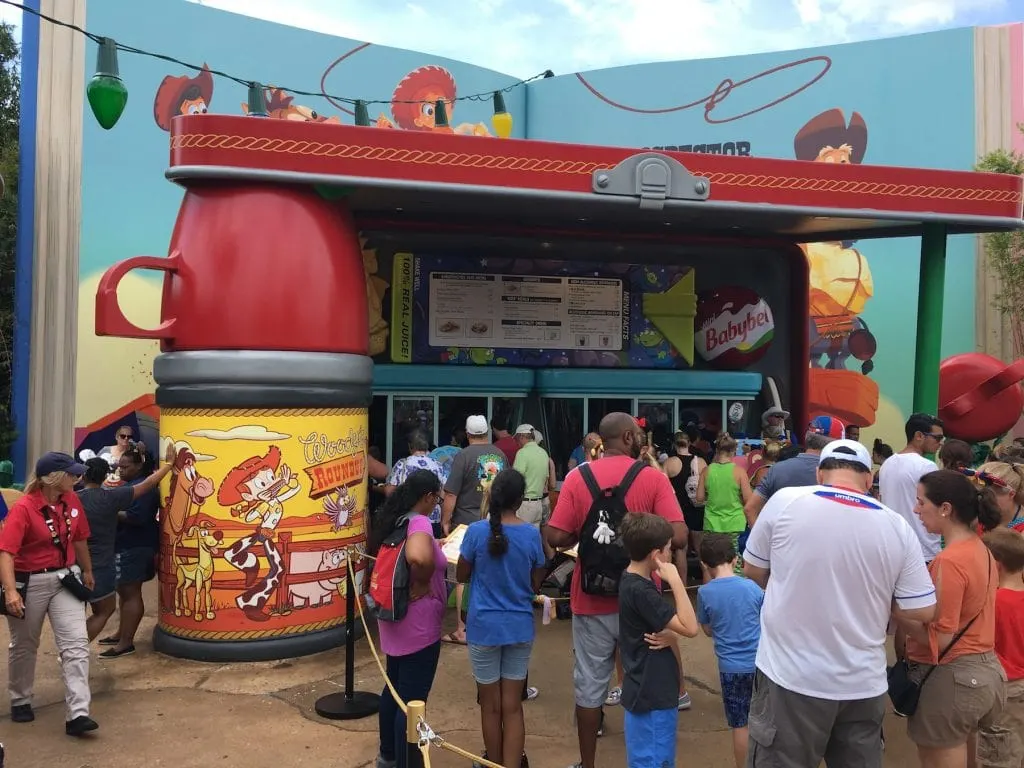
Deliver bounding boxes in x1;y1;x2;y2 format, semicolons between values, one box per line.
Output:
216;445;282;506
153;65;214;132
794;109;868;164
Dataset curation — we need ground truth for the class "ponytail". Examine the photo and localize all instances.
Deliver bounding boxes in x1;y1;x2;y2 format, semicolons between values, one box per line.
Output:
977;487;1003;532
485;469;526;557
368;469;440;555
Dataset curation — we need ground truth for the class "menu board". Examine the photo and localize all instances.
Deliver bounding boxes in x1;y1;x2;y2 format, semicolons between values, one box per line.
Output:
427;272;624;351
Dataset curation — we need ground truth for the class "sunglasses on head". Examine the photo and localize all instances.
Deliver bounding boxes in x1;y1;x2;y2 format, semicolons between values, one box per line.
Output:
958;467;1008;490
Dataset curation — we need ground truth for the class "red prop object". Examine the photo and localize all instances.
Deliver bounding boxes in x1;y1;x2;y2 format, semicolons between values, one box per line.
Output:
95;185;368;354
938;353;1024;442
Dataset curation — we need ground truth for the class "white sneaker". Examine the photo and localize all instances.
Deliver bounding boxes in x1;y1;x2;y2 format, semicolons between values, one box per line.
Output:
605;686;622;706
678;692;692;710
525;686;539;701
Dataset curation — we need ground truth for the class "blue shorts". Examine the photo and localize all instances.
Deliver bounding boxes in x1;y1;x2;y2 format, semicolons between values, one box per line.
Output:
115;546;156;585
468;642;533;685
624;707;678;768
720;671;755;728
89;562;117;603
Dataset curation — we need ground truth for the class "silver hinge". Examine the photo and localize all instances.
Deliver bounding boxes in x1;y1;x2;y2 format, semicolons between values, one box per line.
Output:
592;153;710;211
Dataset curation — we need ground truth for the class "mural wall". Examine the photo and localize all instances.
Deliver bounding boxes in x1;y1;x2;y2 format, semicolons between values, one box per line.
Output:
77;0;982;453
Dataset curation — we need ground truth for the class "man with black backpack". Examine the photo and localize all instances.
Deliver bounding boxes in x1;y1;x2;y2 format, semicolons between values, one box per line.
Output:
547;412;688;768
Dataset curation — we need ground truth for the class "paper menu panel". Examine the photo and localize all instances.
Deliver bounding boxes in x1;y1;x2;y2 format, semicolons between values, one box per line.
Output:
428;271;624;351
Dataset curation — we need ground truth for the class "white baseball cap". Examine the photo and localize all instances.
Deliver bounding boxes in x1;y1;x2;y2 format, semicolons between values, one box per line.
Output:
818;439;873;471
466;415;489;436
515;424;535;436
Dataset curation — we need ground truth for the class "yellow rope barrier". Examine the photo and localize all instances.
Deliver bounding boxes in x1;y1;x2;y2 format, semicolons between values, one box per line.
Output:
351;553;527;768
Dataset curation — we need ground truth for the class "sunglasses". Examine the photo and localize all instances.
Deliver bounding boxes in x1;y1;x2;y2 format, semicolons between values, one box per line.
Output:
959;468;1009;490
922;431;945;442
117;433;132;440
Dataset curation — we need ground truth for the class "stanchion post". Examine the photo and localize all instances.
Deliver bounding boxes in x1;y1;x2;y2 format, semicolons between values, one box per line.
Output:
314;560;381;720
407;700;426;767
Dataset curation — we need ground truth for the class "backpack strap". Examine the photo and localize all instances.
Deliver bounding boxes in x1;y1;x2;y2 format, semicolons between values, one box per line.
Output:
578;462;602;502
616;461;648;499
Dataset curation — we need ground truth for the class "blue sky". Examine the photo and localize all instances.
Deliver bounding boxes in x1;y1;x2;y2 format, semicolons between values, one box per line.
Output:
0;0;1020;73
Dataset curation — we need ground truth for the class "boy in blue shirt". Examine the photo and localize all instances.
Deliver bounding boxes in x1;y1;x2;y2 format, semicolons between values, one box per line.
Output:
697;533;764;768
618;513;699;768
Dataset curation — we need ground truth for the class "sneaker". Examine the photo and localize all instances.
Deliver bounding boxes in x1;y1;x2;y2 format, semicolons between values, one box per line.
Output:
605;686;622;706
65;716;99;736
10;704;34;723
678;692;692;711
99;645;135;659
524;686;539;701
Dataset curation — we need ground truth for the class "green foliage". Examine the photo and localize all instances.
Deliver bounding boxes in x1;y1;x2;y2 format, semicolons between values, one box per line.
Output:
0;22;18;458
976;130;1024;357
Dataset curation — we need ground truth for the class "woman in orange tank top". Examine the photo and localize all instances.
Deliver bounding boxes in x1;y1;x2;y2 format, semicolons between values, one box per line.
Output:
895;469;1005;768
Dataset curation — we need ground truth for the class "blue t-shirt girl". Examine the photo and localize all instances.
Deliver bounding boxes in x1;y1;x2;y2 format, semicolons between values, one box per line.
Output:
456;468;546;768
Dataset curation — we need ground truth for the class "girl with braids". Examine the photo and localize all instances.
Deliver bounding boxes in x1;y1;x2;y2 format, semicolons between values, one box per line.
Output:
456;469;546;768
896;470;1004;767
369;470;446;768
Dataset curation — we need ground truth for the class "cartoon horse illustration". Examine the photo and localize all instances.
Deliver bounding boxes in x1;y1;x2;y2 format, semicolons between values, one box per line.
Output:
173;517;224;621
164;447;216;538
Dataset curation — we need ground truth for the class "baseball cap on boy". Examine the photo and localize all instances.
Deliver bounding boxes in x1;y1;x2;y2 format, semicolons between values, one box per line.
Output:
818;440;873;472
465;415;489;436
809;415;845;439
35;451;87;478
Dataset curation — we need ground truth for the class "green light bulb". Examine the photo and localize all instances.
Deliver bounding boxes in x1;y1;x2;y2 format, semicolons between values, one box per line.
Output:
87;38;127;130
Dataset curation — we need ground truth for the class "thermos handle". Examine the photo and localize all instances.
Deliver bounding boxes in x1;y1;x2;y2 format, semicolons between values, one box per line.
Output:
940;358;1024;418
95;252;180;339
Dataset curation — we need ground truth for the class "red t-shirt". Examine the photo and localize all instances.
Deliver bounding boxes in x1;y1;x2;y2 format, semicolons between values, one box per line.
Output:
495;435;519;466
549;455;684;615
994;587;1024;680
0;490;91;572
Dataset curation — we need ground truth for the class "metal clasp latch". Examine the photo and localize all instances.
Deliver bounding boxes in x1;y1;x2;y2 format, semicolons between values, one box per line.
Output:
592;152;711;211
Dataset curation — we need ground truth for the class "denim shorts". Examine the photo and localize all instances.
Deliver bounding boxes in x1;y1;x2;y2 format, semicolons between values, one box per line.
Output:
624;707;678;768
116;546;156;585
720;671;755;728
468;642;533;685
88;562;117;603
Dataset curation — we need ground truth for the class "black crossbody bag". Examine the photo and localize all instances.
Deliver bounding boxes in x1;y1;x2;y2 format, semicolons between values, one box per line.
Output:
887;552;992;717
40;503;92;603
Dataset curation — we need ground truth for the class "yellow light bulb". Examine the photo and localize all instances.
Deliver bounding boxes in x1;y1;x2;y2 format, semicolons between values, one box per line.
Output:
492;110;513;138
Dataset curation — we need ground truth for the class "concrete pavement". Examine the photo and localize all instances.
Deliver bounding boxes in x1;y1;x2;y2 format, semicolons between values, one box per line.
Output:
0;582;919;767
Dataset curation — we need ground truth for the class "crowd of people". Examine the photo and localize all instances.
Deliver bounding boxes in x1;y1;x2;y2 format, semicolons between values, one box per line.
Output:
367;409;1024;768
1;410;1023;768
0;429;168;737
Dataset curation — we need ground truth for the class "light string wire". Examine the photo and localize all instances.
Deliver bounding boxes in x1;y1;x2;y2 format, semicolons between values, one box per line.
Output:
0;0;552;106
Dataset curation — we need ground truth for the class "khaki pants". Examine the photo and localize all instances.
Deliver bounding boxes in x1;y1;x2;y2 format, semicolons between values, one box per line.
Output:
7;570;91;720
516;498;546;527
978;679;1024;768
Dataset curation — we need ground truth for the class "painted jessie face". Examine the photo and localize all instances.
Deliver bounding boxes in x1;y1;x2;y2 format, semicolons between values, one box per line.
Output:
241;467;285;503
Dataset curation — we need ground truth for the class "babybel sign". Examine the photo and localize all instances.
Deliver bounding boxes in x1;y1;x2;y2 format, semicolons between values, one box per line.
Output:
696;287;775;369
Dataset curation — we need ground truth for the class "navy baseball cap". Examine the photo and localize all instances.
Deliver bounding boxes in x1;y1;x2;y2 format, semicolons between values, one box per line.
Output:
35;451;87;478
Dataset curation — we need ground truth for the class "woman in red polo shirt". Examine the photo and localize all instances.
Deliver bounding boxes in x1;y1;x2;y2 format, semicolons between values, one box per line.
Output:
0;452;98;737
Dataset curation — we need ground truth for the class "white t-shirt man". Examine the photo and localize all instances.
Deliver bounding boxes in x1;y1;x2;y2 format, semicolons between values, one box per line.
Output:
878;452;941;560
743;484;936;700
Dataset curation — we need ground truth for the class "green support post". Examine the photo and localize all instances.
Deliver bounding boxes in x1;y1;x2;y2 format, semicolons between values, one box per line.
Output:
912;224;948;415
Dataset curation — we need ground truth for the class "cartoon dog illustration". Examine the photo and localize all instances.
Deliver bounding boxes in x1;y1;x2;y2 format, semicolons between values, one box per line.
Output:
173;519;224;621
218;446;301;622
241;86;341;123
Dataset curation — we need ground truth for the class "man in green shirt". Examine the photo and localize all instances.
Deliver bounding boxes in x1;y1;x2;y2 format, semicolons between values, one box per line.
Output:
513;424;551;529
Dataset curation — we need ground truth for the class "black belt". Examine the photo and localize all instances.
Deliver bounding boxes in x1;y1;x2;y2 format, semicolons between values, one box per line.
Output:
29;566;65;575
524;495;549;501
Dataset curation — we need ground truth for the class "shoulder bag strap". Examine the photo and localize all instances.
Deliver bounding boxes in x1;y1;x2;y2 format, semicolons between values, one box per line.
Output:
578;463;602;503
617;461;648;498
920;551;994;688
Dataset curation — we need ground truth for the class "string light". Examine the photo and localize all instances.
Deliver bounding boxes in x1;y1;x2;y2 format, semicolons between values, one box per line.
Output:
1;0;552;130
245;81;267;117
354;100;370;126
86;37;128;130
491;91;512;139
434;99;449;129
